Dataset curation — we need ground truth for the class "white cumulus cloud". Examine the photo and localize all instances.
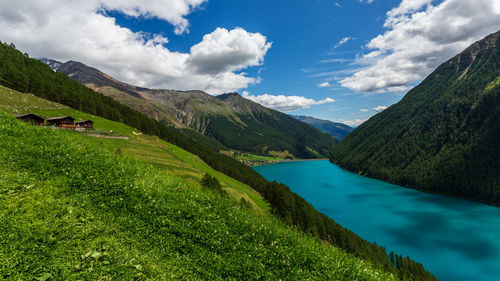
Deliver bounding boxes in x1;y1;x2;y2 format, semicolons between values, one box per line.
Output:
0;0;271;94
242;92;335;112
187;27;271;74
373;105;387;112
340;0;500;92
101;0;207;35
360;109;369;112
337;118;367;127
318;82;331;88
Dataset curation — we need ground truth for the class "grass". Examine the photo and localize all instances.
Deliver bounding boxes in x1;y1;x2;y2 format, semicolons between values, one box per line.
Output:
306;147;323;158
0;85;269;213
0;110;396;280
30;108;136;136
220;151;289;167
236;152;285;162
485;76;500;91
0;85;136;135
88;135;269;213
268;150;294;159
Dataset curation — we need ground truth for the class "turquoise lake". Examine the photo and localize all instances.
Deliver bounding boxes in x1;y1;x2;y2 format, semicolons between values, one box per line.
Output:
254;160;500;281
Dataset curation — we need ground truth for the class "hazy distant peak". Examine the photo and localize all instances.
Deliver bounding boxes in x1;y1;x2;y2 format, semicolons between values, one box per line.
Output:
291;115;353;141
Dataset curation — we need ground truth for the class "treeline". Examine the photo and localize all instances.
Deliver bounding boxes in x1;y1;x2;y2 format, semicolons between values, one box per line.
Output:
202;94;337;158
0;42;436;280
331;30;500;206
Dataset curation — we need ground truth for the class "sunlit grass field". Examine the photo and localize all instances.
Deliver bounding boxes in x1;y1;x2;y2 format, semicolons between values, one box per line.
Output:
0;85;268;212
0;111;395;280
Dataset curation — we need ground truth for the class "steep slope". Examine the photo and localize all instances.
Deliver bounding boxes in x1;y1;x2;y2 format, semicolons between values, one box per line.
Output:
47;60;337;158
0;85;269;213
43;59;228;152
331;30;500;205
0;111;396;280
1;42;436;280
292;115;353;140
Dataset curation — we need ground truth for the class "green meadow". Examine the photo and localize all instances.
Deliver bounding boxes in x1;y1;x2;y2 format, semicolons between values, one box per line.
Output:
0;86;268;213
0;110;395;280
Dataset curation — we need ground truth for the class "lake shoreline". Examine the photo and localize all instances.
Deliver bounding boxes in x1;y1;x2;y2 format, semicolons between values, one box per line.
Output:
250;158;329;167
330;159;500;208
254;160;500;281
261;158;500;208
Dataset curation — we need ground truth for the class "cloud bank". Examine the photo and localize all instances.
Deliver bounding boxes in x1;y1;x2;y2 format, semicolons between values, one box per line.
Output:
242;92;335;112
341;0;500;92
0;0;271;94
337;118;367;127
373;105;387;112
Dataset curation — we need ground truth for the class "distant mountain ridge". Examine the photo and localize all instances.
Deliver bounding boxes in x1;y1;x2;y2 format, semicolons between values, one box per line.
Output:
331;30;500;205
42;59;337;158
38;58;62;71
291;115;353;140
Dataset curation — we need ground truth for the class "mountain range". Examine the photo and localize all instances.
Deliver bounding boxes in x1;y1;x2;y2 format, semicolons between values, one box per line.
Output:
331;30;500;205
0;40;439;280
42;59;337;158
291;115;353;140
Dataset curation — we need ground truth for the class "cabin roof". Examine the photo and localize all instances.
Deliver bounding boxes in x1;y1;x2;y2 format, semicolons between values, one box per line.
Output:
46;116;75;121
14;113;45;121
75;120;94;124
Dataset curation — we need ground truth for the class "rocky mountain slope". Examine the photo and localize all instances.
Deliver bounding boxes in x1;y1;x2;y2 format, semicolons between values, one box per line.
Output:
45;60;337;158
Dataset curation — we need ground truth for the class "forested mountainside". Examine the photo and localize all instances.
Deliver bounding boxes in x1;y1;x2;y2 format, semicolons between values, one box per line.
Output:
45;59;337;158
331;30;500;205
0;41;436;280
292;115;353;140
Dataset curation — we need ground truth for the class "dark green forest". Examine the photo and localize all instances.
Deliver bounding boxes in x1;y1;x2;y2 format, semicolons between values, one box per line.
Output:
331;30;500;205
0;41;435;280
208;93;338;158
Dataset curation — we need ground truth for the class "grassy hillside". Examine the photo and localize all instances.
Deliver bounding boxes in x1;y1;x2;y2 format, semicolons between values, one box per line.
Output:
0;111;395;280
0;42;436;280
331;30;500;205
0;85;269;213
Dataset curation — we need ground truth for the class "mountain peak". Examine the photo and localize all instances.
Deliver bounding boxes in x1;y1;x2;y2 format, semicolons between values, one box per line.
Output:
216;92;241;100
39;58;63;71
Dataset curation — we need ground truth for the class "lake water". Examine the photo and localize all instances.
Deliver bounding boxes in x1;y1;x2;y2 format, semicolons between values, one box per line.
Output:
254;160;500;281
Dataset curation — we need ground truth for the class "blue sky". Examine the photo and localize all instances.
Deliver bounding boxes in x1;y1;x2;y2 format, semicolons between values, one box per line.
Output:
1;0;499;126
108;0;404;124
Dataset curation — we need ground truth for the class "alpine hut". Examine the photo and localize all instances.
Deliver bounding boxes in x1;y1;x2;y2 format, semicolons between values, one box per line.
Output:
46;116;76;128
15;113;45;126
75;120;94;129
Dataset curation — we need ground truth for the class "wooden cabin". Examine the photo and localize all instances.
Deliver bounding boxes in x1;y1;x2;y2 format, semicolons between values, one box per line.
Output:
15;113;45;126
75;120;94;129
46;116;76;128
